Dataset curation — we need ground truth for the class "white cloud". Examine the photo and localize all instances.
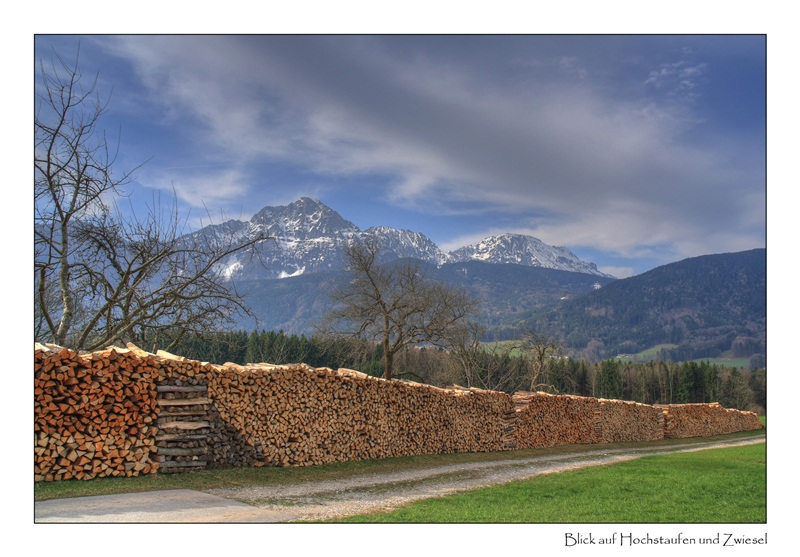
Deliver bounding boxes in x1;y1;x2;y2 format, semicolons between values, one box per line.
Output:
140;167;251;224
102;36;763;268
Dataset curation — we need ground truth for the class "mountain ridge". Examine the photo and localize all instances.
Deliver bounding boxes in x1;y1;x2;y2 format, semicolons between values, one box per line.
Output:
522;248;766;362
236;260;616;337
199;197;613;280
232;248;765;365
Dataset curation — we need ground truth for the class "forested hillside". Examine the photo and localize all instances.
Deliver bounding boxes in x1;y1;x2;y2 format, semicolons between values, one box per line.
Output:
525;249;766;362
234;249;765;365
237;261;615;335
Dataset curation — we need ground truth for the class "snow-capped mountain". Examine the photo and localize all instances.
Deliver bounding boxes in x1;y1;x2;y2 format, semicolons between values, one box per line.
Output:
362;226;450;266
249;196;360;240
204;198;356;280
198;197;612;280
448;233;614;277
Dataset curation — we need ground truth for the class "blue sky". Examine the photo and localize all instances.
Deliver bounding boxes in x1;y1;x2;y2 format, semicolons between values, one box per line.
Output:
33;34;766;278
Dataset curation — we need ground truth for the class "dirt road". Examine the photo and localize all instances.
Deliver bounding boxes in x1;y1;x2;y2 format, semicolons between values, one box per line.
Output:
208;436;766;522
35;435;764;523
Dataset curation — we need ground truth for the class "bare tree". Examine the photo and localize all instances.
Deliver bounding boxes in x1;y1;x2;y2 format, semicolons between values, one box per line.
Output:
35;48;264;352
442;320;525;392
519;328;563;392
322;239;476;380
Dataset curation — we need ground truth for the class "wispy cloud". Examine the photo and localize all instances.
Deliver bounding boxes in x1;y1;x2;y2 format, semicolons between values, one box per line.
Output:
65;35;763;272
142;167;250;216
645;60;708;100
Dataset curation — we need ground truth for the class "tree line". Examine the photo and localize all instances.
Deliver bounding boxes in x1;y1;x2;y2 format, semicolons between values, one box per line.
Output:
164;329;765;414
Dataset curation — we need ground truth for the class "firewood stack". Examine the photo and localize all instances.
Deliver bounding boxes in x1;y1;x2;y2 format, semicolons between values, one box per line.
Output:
34;344;159;481
597;399;664;443
204;364;514;467
446;386;516;454
657;402;763;438
34;344;764;482
512;391;601;448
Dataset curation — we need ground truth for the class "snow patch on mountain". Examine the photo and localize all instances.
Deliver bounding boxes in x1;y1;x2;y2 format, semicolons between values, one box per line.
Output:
223;260;243;279
279;266;306;279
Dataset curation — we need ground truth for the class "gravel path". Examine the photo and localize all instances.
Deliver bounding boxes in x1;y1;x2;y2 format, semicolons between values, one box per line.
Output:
207;435;766;522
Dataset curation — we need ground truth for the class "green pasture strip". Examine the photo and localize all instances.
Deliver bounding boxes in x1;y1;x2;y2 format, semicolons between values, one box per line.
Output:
635;344;679;358
34;428;764;503
613;345;751;368
480;340;524;356
335;443;766;524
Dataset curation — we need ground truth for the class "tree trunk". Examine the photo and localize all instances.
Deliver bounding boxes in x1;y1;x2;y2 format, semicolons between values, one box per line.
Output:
382;337;393;380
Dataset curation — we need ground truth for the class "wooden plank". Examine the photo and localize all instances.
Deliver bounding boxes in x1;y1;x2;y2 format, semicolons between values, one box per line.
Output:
157;447;209;456
157;397;211;406
158;408;208;419
155;433;209;442
157;459;207;468
156;385;207;393
158;421;211;430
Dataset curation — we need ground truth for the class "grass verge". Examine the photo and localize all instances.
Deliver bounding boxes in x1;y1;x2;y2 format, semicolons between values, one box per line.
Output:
334;442;766;523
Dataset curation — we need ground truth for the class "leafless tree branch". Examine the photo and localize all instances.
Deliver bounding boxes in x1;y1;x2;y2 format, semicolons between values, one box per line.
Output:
34;49;265;352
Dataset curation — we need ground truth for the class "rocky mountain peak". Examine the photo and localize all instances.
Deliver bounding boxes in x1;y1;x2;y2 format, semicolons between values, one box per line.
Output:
249;197;359;241
448;233;613;277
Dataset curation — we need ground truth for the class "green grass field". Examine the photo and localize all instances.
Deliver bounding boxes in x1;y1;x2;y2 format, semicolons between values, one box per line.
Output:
630;344;678;360
613;345;752;369
334;443;766;523
488;341;753;369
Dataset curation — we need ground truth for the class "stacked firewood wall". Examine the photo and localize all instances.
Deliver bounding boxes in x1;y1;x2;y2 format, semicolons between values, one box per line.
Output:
512;392;692;447
597;399;664;443
146;350;264;470
513;392;601;448
34;344;763;482
34;344;160;481
658;402;762;438
439;384;515;453
205;365;514;467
